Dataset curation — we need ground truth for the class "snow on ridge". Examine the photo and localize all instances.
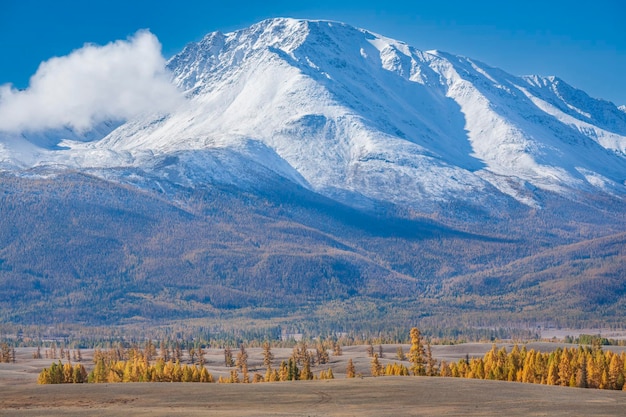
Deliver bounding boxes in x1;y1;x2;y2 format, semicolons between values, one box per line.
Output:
521;75;626;135
161;20;626;207
3;18;626;211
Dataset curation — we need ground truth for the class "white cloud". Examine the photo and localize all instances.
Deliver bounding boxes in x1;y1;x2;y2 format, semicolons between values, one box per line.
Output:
0;30;183;133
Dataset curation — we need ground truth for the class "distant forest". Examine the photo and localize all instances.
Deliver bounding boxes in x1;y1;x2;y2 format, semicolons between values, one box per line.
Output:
2;173;626;337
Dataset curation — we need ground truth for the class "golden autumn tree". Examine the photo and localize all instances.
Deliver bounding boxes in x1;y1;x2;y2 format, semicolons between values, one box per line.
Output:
370;354;383;377
409;327;425;376
346;358;356;378
263;341;274;381
224;346;234;367
396;346;406;361
236;344;248;371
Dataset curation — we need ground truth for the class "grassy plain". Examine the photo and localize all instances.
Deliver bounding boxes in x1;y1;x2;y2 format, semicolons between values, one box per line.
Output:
1;343;625;416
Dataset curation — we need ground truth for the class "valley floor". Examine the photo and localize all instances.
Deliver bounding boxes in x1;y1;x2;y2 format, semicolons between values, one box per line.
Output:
2;343;626;416
2;376;625;416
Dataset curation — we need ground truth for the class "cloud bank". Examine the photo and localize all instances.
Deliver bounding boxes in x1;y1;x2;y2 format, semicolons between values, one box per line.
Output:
0;30;182;133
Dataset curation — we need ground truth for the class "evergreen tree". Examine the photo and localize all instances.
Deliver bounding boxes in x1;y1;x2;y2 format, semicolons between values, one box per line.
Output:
90;357;107;383
287;358;299;381
73;364;88;383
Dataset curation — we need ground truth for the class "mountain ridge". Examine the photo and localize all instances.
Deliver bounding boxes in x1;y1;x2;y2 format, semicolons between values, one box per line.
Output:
1;18;625;212
0;18;625;332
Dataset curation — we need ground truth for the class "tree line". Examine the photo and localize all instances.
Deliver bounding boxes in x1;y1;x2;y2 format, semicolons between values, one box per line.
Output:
38;350;213;384
437;343;626;390
37;339;336;384
37;328;626;390
364;328;626;391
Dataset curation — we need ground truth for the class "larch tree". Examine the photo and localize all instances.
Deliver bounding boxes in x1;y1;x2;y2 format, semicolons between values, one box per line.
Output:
198;346;206;366
316;343;329;365
263;341;274;380
409;327;425;376
558;349;573;387
301;356;313;380
370;354;383;377
224;346;234;367
159;340;169;362
346;358;356;378
608;353;623;390
396;346;406;361
576;354;588;388
546;354;559;386
425;342;437;376
332;341;342;356
236;344;248;371
174;342;183;362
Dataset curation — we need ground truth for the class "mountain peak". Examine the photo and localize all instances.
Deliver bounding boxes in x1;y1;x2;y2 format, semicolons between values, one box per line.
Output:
3;18;626;212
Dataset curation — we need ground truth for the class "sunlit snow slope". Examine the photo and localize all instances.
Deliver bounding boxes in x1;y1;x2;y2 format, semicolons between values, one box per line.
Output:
2;18;626;210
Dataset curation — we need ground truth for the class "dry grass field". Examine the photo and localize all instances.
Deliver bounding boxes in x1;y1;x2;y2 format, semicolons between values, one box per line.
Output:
1;343;625;416
2;373;625;416
0;343;626;417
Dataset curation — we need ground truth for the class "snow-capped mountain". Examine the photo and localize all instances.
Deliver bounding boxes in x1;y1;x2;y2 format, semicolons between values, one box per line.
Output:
3;18;626;330
2;18;626;210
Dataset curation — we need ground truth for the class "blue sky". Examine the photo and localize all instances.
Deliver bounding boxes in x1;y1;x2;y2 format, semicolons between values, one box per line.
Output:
1;0;625;105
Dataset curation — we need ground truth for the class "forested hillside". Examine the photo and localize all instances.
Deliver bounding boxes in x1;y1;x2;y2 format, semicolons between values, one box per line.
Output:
1;171;624;334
